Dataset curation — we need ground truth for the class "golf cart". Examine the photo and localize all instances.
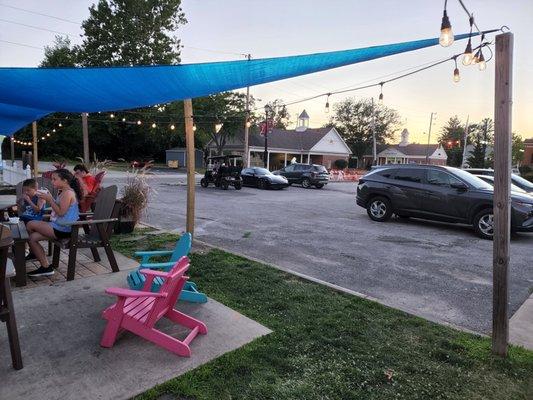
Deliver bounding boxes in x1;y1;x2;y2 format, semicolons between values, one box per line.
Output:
200;155;243;190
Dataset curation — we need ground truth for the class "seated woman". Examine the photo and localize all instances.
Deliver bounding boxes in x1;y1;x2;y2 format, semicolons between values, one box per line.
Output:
26;169;81;277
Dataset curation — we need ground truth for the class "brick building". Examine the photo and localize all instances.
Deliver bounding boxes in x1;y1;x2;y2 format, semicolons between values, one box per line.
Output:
206;111;352;170
524;138;533;166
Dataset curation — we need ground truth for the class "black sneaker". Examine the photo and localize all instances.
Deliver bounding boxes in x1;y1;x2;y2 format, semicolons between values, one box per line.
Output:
28;266;55;277
25;252;37;261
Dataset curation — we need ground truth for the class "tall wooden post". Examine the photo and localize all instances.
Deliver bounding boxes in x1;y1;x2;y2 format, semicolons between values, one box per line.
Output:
10;136;14;164
244;54;251;167
492;32;513;357
81;112;89;164
31;121;38;177
184;99;195;235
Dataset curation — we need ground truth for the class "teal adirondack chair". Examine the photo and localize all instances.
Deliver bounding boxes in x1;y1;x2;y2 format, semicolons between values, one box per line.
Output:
126;233;207;303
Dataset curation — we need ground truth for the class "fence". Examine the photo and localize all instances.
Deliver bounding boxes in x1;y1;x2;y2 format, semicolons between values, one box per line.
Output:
2;162;31;185
328;168;363;182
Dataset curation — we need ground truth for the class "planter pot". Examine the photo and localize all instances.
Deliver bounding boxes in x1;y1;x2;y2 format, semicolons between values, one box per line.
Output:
115;219;137;234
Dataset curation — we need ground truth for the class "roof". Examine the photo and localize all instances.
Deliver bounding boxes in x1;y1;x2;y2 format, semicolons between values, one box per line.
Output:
525;138;533;144
167;147;203;152
364;143;440;157
299;110;310;119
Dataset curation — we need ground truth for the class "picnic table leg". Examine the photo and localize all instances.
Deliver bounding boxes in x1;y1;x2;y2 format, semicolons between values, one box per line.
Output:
4;279;23;369
52;243;60;268
12;242;26;287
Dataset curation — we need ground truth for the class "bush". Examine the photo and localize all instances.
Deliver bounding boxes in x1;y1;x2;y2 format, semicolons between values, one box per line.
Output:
333;159;348;170
519;165;532;174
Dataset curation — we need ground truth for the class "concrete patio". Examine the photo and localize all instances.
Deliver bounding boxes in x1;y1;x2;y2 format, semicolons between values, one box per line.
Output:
1;252;271;400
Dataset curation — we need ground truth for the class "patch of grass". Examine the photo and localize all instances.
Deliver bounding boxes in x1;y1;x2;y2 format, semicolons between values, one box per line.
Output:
111;231;533;400
242;231;252;239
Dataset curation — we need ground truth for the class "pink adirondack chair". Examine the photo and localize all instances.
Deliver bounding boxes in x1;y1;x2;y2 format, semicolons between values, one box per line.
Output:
100;256;207;357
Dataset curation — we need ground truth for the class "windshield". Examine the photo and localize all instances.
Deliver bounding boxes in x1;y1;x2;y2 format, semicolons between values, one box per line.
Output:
446;167;493;189
512;174;533;190
255;168;272;176
477;176;527;193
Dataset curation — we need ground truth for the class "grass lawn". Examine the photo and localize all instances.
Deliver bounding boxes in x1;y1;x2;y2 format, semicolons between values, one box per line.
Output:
111;230;533;400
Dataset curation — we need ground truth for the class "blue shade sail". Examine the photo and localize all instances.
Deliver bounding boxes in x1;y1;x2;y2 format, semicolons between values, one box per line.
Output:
0;31;491;135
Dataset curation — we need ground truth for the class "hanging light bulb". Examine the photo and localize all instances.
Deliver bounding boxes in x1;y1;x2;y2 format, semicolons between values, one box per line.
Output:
58;122;62;127
151;122;157;128
471;49;480;65
477;49;486;71
453;57;460;83
439;7;454;47
52;129;56;133
110;113;115;119
170;124;175;130
325;94;331;113
137;120;142;125
122;117;126;122
193;124;197;132
46;133;50;137
41;136;45;140
245;121;251;128
462;39;474;66
378;83;384;104
215;122;223;133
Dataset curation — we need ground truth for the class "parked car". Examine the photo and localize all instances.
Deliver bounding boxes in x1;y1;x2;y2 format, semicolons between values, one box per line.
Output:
356;164;533;239
273;163;329;188
474;175;533;197
241;167;289;189
464;168;533;193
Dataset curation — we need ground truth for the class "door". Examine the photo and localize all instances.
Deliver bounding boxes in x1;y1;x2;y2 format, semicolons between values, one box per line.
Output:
240;168;255;186
389;168;427;213
422;169;470;221
281;164;297;182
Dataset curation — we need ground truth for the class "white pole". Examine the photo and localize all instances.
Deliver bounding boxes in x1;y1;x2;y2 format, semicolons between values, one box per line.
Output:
461;115;470;167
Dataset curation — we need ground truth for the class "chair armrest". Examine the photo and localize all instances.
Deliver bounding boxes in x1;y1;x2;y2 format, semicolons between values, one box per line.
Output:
135;250;174;257
139;261;176;270
59;218;118;226
79;212;94;217
105;287;166;298
139;269;170;278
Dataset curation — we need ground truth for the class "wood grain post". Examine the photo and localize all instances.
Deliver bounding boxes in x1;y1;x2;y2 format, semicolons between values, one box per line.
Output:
492;32;513;357
184;99;195;236
32;121;38;177
81;112;89;164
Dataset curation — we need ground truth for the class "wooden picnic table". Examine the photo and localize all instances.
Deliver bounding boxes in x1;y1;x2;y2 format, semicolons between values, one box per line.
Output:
7;221;29;287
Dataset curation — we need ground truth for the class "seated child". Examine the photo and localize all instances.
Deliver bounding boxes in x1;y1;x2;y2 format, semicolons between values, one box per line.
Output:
20;179;46;223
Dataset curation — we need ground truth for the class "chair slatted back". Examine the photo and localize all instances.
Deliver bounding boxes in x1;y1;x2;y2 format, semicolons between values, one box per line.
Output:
170;233;192;262
89;185;117;238
146;257;189;327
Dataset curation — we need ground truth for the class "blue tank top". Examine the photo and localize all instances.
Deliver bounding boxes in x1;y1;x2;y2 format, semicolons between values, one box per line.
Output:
50;191;79;232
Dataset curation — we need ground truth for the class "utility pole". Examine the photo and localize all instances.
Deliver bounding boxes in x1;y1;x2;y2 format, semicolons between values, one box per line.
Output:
10;136;14;165
32;121;38;177
461;115;470;167
81;112;89;164
244;54;251;167
263;105;270;169
371;97;377;165
492;31;513;358
184;99;196;236
425;112;436;163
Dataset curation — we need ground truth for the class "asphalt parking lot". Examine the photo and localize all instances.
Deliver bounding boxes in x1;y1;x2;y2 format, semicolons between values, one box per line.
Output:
110;175;533;334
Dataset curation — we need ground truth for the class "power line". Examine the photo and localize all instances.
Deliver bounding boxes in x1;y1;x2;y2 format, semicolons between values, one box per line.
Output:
456;0;482;34
0;39;44;50
0;4;81;25
181;45;248;58
0;18;79;37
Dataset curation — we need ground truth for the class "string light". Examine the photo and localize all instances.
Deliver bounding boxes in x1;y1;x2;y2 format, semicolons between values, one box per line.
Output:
193;124;197;131
110;113;115;118
325;94;331;113
439;0;454;47
136;120;142;125
122;117;126;122
453;57;460;83
378;83;384;104
46;133;50;137
170;124;175;130
151;122;157;128
246;121;251;128
462;16;475;66
52;129;56;133
215;122;223;133
58;122;62;127
477;50;486;71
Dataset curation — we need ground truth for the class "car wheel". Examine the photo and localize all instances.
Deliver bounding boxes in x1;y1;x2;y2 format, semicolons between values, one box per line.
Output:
366;196;392;222
473;208;494;240
221;180;229;190
315;183;324;189
301;178;311;188
258;179;266;190
200;178;208;188
234;181;242;190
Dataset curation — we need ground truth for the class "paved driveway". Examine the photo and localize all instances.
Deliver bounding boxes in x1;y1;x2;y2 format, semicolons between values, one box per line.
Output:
109;175;533;334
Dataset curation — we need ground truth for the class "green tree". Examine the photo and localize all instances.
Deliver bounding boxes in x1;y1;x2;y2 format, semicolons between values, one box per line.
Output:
512;133;525;165
40;36;78;67
264;99;290;129
78;0;187;66
330;98;400;167
439;116;466;167
467;133;486;168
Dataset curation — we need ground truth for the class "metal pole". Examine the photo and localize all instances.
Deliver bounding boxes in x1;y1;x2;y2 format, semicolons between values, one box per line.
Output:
425;112;436;163
492;32;513;357
10;136;14;165
263;107;268;169
244;54;251;168
461;115;470;167
371;98;377;165
81;112;89;164
184;99;196;236
31;121;38;177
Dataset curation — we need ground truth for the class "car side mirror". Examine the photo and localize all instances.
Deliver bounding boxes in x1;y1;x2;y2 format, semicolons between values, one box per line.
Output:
451;182;468;191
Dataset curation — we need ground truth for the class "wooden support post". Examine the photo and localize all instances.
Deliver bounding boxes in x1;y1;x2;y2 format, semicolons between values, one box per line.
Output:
492;32;513;357
184;99;195;236
31;121;38;177
81;112;89;164
10;136;14;164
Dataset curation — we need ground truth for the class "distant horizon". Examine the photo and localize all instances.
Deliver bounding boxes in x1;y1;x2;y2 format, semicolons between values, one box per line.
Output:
0;1;531;141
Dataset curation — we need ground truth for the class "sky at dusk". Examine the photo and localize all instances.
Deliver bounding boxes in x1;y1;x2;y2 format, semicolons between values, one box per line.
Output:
0;0;531;142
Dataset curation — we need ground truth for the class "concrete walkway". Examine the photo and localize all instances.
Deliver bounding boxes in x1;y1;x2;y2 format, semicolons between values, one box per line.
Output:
0;268;271;400
510;292;533;351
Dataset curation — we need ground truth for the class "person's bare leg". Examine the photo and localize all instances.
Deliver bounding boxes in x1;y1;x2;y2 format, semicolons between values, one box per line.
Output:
28;223;56;268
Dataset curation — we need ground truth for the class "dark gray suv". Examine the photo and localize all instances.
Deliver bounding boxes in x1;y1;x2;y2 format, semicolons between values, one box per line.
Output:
356;164;533;239
273;163;329;188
